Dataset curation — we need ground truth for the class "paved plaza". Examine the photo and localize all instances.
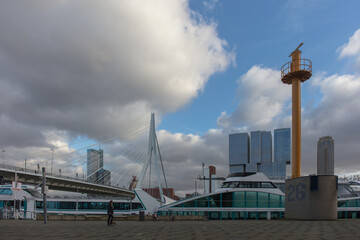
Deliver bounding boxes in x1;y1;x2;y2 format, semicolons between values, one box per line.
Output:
1;219;360;239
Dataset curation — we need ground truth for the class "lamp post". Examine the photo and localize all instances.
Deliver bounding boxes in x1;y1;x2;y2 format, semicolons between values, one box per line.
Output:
2;150;5;167
194;180;197;196
50;148;54;176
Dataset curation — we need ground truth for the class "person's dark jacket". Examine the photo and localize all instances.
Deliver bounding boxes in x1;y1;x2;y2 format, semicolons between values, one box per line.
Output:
107;203;114;214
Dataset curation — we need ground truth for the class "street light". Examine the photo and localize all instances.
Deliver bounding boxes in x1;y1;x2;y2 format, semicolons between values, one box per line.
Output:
50;148;54;176
2;150;5;167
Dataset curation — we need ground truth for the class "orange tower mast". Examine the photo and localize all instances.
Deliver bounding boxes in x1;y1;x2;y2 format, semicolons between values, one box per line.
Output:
281;43;312;178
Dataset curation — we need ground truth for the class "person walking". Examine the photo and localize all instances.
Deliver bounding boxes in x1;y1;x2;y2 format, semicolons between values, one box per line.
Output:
107;200;114;226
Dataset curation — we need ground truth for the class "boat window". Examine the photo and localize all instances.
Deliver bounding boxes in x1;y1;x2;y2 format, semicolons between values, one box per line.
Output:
261;182;276;188
0;189;12;195
250;182;260;188
238;182;251;188
221;182;231;188
131;203;143;210
221;181;277;188
227;182;239;188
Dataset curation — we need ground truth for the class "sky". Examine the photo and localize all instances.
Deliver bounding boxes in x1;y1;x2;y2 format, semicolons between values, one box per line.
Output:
1;0;360;196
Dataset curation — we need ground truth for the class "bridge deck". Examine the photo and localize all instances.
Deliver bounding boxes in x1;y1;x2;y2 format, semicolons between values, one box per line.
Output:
0;166;134;198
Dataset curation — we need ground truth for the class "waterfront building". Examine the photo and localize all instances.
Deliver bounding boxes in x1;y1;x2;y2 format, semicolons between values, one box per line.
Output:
229;128;290;178
317;136;334;175
87;149;104;183
154;172;360;220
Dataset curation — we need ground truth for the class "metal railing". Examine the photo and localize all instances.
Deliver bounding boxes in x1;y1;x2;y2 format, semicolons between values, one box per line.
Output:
281;58;312;79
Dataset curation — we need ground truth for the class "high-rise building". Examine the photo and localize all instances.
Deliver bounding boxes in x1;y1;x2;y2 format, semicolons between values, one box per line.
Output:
250;131;262;165
261;131;272;163
317;136;334;175
87;149;104;182
229;128;290;178
97;169;111;185
229;133;249;173
273;128;291;177
258;131;273;176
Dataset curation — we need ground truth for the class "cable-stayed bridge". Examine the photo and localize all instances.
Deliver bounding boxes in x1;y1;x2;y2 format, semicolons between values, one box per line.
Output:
0;164;134;197
0;113;168;200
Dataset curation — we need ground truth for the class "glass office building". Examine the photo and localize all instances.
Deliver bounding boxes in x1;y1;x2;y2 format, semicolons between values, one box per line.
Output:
250;131;262;164
229;128;290;178
229;133;249;173
273;128;291;177
87;149;104;183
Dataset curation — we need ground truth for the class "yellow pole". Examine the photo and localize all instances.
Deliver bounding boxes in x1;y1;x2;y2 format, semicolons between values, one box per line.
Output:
291;50;301;178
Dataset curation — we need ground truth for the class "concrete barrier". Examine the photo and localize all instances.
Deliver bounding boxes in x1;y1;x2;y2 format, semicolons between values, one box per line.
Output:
285;175;337;220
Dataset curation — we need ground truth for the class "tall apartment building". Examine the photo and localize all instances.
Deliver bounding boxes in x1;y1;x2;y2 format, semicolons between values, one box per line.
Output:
317;136;334;175
87;149;104;183
229;128;290;178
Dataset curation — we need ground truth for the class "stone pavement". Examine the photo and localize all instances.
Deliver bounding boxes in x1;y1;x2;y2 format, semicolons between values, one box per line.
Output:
1;219;359;240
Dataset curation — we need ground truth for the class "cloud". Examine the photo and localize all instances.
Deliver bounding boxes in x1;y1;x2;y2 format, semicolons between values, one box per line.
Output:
156;129;228;195
339;29;360;57
215;63;360;177
339;28;360;65
302;73;360;174
0;0;233;148
217;65;291;131
203;0;219;11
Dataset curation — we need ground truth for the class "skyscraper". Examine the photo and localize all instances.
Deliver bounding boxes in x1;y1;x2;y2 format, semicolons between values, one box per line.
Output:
87;149;104;182
273;128;291;177
258;131;273;176
261;131;272;163
250;131;262;167
229;133;249;173
97;168;111;185
317;136;334;175
228;128;290;178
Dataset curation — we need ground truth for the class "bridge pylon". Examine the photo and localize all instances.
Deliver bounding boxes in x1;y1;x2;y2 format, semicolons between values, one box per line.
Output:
136;113;168;206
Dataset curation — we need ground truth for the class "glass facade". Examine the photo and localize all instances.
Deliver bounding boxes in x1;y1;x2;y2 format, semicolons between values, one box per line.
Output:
229;133;249;173
87;149;104;183
157;190;286;220
273;128;290;178
274;128;291;164
337;198;360;219
250;131;261;165
35;200;143;212
157;191;360;220
261;132;272;163
229;128;289;178
159;191;285;209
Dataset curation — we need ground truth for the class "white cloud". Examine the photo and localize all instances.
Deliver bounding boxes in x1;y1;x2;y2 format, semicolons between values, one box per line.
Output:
0;0;233;148
339;28;360;65
156;129;228;195
216;63;360;176
203;0;219;11
217;65;291;131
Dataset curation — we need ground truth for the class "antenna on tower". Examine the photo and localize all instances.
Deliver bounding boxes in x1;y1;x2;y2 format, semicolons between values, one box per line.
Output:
289;42;304;57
